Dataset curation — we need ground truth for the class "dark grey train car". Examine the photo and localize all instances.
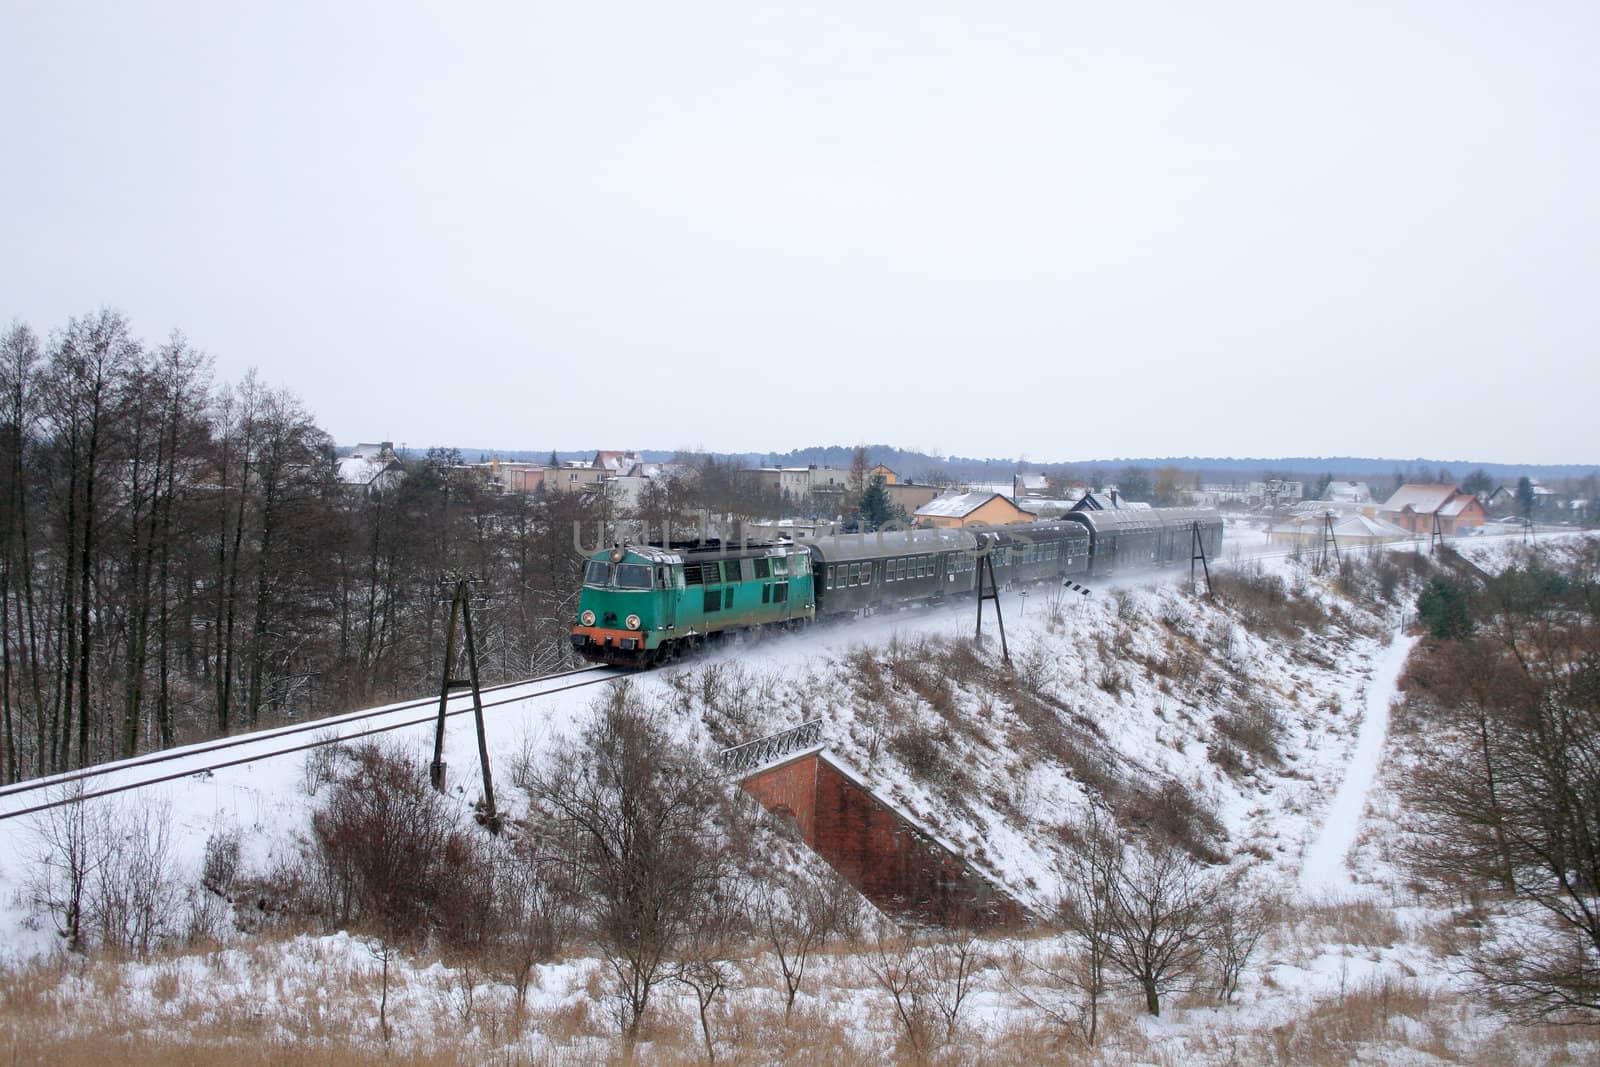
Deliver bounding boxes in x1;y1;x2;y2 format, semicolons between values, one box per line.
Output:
1063;507;1223;576
807;527;977;618
988;520;1092;587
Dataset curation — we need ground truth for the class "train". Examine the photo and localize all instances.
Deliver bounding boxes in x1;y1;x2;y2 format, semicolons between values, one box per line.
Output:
569;507;1223;668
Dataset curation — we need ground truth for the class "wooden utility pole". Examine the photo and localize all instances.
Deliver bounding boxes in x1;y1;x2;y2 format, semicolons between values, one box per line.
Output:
1190;522;1213;597
1430;511;1445;556
1318;511;1340;572
429;576;500;832
975;546;1010;663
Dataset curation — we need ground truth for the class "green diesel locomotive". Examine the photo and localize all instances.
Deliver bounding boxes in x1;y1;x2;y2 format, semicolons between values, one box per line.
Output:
568;542;815;667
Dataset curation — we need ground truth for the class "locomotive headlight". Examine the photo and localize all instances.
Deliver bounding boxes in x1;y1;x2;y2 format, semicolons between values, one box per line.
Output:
580;610;596;626
625;614;641;631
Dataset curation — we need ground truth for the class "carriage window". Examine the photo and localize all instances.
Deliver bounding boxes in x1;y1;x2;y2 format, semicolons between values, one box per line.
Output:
615;563;651;589
724;560;743;582
762;585;771;603
754;557;771;579
703;589;720;612
850;563;861;585
774;582;788;603
584;561;611;587
826;565;834;589
725;587;734;609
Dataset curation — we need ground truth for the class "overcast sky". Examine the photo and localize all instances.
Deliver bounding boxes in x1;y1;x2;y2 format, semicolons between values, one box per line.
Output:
2;2;1596;464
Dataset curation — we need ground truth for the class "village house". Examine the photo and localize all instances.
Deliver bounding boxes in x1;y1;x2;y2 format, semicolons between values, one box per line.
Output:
1378;484;1488;535
914;491;1036;528
336;442;405;496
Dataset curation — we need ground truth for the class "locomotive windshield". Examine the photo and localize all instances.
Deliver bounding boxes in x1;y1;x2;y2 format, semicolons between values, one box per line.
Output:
614;563;652;589
584;560;653;589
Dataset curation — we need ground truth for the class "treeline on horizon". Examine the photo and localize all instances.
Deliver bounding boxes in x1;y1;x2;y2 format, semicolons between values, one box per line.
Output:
456;444;1598;488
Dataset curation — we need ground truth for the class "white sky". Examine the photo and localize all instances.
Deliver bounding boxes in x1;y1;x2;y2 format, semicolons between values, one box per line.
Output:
2;1;1596;463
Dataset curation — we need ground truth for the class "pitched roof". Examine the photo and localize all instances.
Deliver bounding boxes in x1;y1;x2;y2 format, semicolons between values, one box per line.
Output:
1323;480;1372;503
915;491;1015;519
336;455;401;486
592;450;644;473
1381;484;1462;514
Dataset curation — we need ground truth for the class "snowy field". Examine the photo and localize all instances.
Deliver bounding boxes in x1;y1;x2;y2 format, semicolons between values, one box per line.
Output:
2;525;1597;1063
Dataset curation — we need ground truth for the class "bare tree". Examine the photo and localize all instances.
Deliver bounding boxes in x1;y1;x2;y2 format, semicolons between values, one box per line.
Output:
1051;808;1120;1041
865;928;934;1064
1400;558;1600;1019
520;684;733;1049
674;885;748;1063
920;930;989;1046
1099;831;1224;1015
756;867;856;1021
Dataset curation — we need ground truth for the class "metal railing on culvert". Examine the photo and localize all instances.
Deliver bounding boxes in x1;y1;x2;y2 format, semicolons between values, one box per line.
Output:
720;719;823;776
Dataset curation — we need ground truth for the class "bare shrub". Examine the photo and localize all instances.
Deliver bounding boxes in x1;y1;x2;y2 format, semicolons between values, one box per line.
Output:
201;826;242;898
1212;698;1284;772
87;800;184;958
493;835;579;1017
302;741;495;951
1121;777;1225;862
674;884;749;1063
1206;873;1274;1002
27;785;104;952
29;791;185;958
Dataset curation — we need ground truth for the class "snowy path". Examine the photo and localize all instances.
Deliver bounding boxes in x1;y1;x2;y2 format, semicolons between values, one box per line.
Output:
1298;629;1418;898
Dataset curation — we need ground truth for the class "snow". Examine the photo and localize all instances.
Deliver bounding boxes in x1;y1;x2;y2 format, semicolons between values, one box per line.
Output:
3;523;1597;1062
1298;628;1418;898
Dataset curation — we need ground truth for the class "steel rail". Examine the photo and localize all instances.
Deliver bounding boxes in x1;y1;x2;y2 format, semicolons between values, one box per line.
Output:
0;666;619;815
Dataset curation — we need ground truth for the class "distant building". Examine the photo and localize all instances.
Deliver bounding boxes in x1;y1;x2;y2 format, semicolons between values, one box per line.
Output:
1269;511;1412;549
592;450;645;475
869;464;898;485
1013;473;1049;499
745;467;813;500
1323;481;1373;504
1379;484;1488;535
914;492;1035;528
885;482;942;515
336;442;405;496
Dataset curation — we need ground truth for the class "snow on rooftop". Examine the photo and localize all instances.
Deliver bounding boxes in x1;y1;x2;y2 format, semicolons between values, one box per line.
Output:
914;491;1003;518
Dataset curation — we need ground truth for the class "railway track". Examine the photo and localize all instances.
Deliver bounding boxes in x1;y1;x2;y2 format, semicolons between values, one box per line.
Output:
2;526;1556;824
0;664;625;822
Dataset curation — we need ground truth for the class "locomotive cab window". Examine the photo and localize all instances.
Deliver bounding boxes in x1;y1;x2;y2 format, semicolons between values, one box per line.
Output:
773;582;788;603
615;564;651;589
584;561;611;587
754;557;771;579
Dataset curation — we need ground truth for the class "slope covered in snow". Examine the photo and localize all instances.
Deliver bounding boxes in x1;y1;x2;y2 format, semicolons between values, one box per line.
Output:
2;530;1597;1063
